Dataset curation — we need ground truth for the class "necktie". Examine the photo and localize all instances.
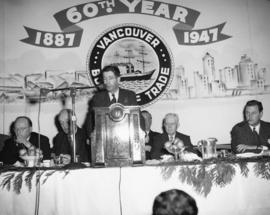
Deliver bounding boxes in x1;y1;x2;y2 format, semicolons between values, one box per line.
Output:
169;135;174;142
252;127;260;145
111;93;116;104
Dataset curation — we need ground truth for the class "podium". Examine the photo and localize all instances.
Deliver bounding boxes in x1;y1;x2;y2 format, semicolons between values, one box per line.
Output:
91;103;145;167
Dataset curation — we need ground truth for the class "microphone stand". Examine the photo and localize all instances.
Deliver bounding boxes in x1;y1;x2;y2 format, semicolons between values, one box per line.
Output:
40;86;96;163
70;87;78;163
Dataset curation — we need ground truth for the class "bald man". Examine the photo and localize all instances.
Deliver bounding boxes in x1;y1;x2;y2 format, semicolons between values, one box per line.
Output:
151;113;198;159
0;116;50;165
52;109;89;164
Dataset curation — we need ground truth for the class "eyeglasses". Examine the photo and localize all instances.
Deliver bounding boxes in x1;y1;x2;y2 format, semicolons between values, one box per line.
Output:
15;126;30;131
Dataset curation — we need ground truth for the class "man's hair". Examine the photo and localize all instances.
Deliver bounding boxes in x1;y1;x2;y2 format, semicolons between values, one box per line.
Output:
14;116;33;127
163;113;179;125
58;109;72;123
141;110;152;119
101;65;121;78
152;189;198;215
244;100;263;112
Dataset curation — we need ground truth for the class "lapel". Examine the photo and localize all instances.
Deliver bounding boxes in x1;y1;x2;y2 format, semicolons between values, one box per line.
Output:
28;132;38;148
118;88;131;105
163;133;169;142
259;121;268;142
175;132;185;141
104;91;111;106
259;120;265;136
243;122;261;144
243;122;254;137
118;88;124;104
149;130;153;138
28;132;34;145
175;132;181;139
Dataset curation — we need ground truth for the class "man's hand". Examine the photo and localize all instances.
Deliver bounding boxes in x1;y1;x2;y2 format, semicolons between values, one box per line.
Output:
237;144;256;153
145;145;151;152
16;136;32;148
60;154;71;165
13;161;25;167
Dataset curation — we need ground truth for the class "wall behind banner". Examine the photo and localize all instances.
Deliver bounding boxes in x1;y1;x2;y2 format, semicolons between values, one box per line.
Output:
0;0;270;146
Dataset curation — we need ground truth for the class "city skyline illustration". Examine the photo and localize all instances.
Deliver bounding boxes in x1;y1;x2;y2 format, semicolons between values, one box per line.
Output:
165;52;270;100
0;52;270;103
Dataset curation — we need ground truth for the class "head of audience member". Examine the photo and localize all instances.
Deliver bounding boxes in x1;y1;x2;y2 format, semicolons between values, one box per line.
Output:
14;116;32;141
152;189;198;215
163;113;179;136
101;65;121;93
142;110;152;132
58;109;74;134
243;100;263;126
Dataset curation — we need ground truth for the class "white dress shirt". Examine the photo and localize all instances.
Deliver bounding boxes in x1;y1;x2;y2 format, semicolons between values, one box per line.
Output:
109;89;119;102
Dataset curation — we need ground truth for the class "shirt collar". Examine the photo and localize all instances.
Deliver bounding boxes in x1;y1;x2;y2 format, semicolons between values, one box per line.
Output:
109;89;119;102
168;133;176;141
249;123;260;133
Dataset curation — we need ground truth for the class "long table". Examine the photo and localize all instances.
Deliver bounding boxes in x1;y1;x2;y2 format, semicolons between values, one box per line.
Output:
0;158;270;215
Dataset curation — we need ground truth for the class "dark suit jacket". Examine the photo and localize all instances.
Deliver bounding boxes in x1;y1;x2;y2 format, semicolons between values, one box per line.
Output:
52;127;89;162
150;131;196;159
0;132;51;164
91;88;137;108
231;120;270;154
83;88;139;136
145;130;160;160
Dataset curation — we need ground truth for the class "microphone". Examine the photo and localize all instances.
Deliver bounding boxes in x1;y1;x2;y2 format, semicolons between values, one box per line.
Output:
60;93;67;107
24;88;49;104
40;88;50;96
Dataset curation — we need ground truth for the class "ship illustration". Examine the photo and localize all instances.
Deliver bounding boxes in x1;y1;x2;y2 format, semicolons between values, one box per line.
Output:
108;45;155;82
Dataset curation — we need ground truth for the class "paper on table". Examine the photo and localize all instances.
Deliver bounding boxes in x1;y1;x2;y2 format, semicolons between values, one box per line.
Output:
182;152;202;161
145;159;161;165
236;152;261;158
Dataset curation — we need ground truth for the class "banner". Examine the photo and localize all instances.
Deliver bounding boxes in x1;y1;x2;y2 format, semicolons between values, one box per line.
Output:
21;0;231;48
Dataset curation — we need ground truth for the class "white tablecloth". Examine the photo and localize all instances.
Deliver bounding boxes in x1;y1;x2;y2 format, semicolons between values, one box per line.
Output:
0;162;270;215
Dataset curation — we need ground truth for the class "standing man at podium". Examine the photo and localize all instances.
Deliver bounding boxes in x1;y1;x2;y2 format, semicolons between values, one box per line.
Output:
84;65;138;135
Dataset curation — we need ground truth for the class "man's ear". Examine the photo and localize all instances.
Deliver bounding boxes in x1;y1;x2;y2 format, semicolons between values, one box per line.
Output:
259;111;263;119
29;126;33;133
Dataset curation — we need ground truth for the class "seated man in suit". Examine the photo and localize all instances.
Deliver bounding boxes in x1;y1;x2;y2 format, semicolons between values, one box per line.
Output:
141;110;160;160
83;65;142;135
0;134;10;152
231;100;270;154
0;116;51;165
151;113;197;159
52;109;89;164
